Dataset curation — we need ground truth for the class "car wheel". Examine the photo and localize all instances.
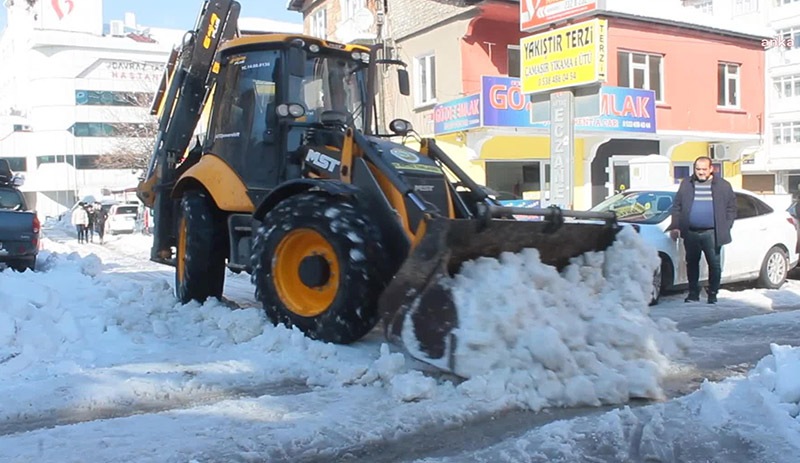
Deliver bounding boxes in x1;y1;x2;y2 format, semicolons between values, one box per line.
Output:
758;246;788;289
649;255;673;306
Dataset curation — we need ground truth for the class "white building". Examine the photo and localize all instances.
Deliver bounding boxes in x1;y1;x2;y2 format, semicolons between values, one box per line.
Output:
683;0;800;194
0;1;302;219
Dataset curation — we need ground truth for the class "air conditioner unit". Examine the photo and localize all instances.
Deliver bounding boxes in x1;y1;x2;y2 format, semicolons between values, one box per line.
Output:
708;143;731;160
110;20;125;37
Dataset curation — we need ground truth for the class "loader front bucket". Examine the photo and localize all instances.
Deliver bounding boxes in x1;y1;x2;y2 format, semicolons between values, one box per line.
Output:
379;209;622;375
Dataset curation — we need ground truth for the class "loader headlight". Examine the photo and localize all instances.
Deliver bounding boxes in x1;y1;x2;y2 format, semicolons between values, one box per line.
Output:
309;44;320;53
276;103;306;119
389;118;412;136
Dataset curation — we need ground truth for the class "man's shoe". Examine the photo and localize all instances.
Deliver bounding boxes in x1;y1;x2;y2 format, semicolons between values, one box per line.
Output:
685;294;700;303
707;294;717;304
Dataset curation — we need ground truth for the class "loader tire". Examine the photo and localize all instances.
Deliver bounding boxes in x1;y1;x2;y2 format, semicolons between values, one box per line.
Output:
175;191;226;304
251;193;391;344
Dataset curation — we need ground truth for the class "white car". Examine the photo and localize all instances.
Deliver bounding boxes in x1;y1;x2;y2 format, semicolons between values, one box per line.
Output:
104;203;140;235
590;186;800;304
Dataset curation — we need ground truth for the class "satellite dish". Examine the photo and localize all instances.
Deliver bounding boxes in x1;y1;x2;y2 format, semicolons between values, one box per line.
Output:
353;8;374;31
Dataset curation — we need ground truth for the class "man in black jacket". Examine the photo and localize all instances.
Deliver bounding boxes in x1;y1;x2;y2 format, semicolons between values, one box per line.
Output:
667;156;737;304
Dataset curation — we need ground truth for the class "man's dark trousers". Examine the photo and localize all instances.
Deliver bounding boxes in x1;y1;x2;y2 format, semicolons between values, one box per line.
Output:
684;228;721;297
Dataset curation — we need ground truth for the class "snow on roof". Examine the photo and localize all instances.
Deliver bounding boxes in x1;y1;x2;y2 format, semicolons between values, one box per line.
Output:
238;17;303;34
600;0;774;39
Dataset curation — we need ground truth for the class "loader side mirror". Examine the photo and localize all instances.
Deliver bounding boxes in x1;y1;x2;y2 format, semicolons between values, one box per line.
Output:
397;68;410;96
389;118;412;136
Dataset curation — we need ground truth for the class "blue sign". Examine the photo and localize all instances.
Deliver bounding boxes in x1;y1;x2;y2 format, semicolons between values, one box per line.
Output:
480;76;656;133
433;94;481;135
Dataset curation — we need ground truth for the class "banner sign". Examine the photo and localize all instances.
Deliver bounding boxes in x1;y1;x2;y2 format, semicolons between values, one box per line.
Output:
480;76;656;133
520;0;599;32
520;18;607;94
433;94;481;135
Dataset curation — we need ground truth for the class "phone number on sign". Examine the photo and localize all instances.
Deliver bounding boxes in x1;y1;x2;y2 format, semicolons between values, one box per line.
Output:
537;71;578;87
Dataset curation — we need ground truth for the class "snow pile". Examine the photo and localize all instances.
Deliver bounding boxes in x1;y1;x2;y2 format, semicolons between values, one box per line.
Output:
443;226;691;410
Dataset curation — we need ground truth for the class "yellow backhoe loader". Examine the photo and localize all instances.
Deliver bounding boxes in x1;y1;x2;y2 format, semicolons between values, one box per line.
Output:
137;0;621;375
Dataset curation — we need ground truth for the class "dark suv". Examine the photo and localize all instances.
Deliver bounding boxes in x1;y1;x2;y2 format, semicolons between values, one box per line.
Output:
0;160;39;272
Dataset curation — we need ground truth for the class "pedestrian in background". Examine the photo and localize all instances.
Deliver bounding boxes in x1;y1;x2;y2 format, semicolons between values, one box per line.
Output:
71;202;89;244
84;202;96;243
94;202;108;244
667;156;737;304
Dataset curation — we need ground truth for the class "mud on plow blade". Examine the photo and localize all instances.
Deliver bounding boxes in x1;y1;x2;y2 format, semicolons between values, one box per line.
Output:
378;205;621;376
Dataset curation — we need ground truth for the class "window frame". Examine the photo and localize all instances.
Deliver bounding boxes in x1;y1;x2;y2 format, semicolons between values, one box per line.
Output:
414;52;437;108
732;0;758;15
309;8;327;39
772;121;800;144
507;45;520;78
776;26;800;49
617;50;665;103
717;62;741;109
773;74;800;99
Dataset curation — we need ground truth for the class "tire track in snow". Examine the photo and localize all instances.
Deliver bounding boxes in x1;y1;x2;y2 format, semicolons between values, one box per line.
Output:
0;379;310;437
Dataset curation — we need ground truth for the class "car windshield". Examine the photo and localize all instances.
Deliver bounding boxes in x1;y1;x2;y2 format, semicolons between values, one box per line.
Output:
591;191;675;224
0;187;23;210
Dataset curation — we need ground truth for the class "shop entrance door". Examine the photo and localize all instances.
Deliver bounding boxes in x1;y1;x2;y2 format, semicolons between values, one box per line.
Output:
606;155;638;198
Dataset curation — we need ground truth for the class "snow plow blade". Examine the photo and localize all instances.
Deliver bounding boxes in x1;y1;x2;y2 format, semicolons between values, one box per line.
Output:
379;206;620;375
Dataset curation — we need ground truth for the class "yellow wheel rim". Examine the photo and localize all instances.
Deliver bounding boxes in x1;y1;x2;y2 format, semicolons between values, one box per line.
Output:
273;229;340;317
176;216;187;287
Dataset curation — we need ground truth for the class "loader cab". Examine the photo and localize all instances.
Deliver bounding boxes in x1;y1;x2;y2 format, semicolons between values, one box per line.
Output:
204;36;370;194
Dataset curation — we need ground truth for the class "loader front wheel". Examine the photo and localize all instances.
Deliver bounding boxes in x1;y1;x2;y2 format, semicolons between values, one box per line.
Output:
175;191;226;304
252;193;390;344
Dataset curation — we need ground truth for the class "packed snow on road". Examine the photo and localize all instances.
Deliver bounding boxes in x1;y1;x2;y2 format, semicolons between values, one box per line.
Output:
0;221;798;462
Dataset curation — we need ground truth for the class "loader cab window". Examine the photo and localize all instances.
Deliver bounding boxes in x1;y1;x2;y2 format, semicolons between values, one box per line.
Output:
287;51;368;133
207;50;280;189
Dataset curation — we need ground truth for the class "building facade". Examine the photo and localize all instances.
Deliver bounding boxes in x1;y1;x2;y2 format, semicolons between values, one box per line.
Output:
0;0;183;219
684;0;800;194
289;0;768;209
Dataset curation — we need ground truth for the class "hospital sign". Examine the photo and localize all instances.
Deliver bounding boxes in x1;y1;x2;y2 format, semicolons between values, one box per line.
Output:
520;18;607;94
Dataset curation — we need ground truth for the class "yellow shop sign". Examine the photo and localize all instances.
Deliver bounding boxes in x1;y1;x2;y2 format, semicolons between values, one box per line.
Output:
520;18;608;94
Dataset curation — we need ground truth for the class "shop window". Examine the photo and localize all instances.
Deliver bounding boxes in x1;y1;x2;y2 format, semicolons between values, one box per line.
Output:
486;161;549;200
718;63;740;108
617;51;664;102
673;162;723;183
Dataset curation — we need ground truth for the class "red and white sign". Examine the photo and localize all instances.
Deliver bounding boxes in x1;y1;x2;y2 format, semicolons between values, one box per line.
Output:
520;0;598;32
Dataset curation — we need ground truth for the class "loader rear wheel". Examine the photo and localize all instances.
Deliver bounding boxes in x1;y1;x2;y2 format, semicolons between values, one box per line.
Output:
251;193;391;344
175;191;226;304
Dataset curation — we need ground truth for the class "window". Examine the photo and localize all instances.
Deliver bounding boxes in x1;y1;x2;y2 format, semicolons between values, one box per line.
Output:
0;157;26;172
35;155;98;169
733;0;758;15
508;45;520;78
12;124;31;132
70;123;150;137
414;53;436;107
75;90;152;107
736;193;768;220
343;0;365;20
774;74;800;98
617;51;664;101
717;63;740;108
776;26;800;49
673;163;723;183
774;0;800;6
486;161;550;201
773;121;800;144
309;8;327;39
0;188;24;211
684;0;713;13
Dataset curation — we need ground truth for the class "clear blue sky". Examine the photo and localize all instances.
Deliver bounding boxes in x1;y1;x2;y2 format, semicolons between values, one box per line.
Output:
0;0;302;31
